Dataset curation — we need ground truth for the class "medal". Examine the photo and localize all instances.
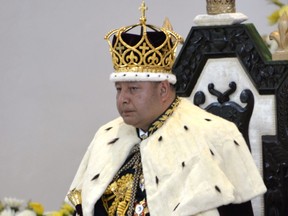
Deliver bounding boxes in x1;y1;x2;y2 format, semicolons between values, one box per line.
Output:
134;199;148;216
135;204;144;215
139;175;145;191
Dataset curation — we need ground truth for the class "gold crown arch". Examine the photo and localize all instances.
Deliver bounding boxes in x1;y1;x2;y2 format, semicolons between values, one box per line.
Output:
105;1;183;84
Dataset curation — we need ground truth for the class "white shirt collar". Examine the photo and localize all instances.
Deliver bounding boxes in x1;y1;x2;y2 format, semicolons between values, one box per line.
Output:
138;128;148;140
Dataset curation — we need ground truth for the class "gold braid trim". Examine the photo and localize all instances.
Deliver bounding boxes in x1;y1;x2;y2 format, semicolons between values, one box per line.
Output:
148;96;181;135
102;174;134;216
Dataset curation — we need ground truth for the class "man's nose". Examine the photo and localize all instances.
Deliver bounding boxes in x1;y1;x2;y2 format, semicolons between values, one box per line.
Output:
118;90;129;104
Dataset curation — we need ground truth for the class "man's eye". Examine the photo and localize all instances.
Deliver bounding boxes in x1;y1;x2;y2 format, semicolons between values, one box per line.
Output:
130;86;139;92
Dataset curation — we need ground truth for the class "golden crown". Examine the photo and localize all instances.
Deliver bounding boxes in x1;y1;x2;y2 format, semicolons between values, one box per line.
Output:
105;1;183;84
206;0;236;15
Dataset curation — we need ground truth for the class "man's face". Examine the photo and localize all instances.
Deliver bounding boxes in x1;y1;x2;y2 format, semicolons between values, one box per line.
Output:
115;81;163;131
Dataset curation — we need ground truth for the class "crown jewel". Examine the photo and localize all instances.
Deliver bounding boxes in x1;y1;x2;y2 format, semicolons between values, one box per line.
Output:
206;0;236;15
105;1;183;84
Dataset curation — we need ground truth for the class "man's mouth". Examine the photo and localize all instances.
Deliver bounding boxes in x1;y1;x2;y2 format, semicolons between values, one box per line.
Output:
122;110;134;116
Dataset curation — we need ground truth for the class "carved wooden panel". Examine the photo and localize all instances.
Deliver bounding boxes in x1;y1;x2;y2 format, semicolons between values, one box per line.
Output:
173;24;288;216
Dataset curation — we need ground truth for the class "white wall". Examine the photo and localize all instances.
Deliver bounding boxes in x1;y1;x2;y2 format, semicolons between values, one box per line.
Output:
0;0;279;211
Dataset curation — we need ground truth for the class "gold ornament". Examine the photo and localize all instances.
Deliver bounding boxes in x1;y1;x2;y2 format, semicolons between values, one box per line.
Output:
270;12;288;60
67;188;82;207
102;173;134;216
206;0;236;15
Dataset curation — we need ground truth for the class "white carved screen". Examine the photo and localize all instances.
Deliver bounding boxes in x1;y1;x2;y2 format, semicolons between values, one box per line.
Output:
187;57;276;216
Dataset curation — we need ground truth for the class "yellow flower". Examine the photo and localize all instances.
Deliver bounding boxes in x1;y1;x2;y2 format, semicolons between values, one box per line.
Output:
268;6;288;25
44;203;74;216
28;202;44;215
268;0;288;25
45;211;63;216
60;203;74;214
268;9;282;25
59;209;70;216
0;202;3;212
279;5;288;16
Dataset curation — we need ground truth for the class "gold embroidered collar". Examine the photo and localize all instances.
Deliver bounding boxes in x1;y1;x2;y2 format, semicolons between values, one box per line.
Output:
138;96;181;139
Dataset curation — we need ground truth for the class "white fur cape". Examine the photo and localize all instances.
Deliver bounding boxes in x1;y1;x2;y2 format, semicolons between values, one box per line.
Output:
66;98;266;216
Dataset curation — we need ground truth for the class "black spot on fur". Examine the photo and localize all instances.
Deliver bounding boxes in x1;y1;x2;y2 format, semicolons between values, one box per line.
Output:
215;185;221;193
108;138;119;145
158;136;163;142
205;118;212;121
210;149;214;156
234;140;240;146
184;125;188;130
91;173;100;181
173;203;180;211
156;176;159;185
182;161;185;168
105;127;112;131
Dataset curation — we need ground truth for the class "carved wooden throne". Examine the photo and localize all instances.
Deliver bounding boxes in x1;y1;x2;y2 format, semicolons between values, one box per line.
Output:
173;24;288;216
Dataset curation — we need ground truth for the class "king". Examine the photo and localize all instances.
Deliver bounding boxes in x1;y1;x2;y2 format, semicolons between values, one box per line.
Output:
66;1;266;216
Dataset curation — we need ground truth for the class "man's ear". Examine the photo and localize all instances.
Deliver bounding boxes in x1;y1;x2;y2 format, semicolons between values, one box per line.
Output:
159;80;170;98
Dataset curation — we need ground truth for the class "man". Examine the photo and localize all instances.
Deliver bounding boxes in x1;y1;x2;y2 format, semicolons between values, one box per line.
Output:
66;2;266;216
